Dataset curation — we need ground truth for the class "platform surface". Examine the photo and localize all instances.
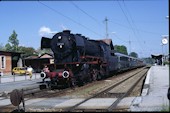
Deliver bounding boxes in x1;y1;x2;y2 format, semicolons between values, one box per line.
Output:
131;65;169;111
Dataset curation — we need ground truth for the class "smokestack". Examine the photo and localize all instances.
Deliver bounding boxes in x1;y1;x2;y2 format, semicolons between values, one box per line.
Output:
63;30;71;34
76;34;82;36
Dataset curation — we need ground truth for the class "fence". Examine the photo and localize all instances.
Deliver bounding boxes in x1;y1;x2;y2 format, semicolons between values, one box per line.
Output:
0;72;41;84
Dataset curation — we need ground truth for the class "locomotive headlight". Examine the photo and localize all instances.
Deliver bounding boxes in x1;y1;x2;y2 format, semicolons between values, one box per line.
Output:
58;36;62;40
59;45;63;48
62;71;69;78
57;43;64;49
40;72;46;79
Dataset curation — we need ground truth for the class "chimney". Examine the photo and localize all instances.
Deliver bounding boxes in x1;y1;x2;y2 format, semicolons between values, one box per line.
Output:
76;34;82;36
63;30;71;34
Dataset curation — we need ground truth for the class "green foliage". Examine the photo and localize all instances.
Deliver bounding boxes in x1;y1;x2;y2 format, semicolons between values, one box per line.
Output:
12;56;19;60
36;47;52;55
9;30;19;46
5;30;19;52
18;46;37;58
0;43;5;51
3;30;44;58
5;43;13;52
163;61;169;65
161;104;170;112
129;52;138;58
142;57;154;65
114;45;128;55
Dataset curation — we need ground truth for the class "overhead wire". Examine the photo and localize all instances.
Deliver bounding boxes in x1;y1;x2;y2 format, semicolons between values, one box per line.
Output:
117;0;144;57
70;1;102;26
38;1;103;37
122;0;149;56
122;0;154;57
113;33;129;43
117;0;136;36
70;1;105;38
109;20;161;35
122;0;144;54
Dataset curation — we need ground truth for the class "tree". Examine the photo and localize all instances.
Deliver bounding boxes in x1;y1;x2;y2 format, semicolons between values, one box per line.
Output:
114;45;128;55
142;57;154;65
129;52;138;58
5;43;13;52
18;46;37;58
5;30;19;52
36;47;52;56
0;43;5;51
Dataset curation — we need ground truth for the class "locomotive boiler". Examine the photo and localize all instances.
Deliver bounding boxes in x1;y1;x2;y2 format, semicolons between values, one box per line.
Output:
41;30;115;88
41;30;103;63
40;30;145;89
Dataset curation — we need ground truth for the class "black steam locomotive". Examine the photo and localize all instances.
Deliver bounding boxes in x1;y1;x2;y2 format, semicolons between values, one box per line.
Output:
40;30;145;88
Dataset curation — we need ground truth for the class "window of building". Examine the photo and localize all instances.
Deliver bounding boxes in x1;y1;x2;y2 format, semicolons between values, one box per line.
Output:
0;56;6;69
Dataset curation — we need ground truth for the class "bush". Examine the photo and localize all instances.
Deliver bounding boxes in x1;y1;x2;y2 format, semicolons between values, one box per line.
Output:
164;61;169;65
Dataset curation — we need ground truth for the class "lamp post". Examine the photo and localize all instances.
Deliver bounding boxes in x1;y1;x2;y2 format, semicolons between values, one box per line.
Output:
161;35;169;65
160;43;164;66
166;16;169;19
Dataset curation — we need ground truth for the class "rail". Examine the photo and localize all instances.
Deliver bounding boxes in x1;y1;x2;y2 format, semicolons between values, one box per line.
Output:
0;67;149;112
63;67;148;112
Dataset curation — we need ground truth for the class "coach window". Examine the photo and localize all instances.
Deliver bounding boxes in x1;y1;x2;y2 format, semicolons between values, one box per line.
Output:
0;56;6;69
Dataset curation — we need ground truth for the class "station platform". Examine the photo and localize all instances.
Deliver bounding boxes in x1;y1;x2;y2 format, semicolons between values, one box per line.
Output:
0;73;42;96
130;65;169;111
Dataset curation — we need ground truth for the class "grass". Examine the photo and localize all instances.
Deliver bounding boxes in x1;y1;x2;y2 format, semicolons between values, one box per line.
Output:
161;103;170;112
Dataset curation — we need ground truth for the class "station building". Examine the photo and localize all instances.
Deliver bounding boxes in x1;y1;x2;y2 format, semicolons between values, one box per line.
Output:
0;51;54;75
0;51;22;75
23;53;54;73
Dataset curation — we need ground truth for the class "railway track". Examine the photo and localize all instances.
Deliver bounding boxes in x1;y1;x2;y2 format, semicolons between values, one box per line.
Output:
0;84;73;112
0;67;149;112
60;67;148;112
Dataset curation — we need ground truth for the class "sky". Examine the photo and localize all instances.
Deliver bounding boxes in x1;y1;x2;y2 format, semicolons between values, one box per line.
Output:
0;0;169;58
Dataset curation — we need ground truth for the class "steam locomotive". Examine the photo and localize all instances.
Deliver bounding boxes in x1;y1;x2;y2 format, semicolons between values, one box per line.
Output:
40;30;145;88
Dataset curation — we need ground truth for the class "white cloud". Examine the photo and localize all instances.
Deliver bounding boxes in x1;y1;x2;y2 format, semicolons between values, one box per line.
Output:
39;26;52;36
